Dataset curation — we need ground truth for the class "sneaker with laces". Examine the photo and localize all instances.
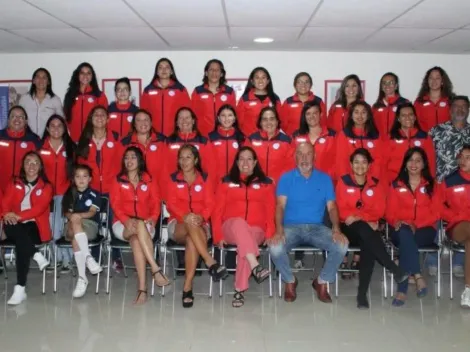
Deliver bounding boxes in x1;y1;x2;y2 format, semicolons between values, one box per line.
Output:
294;260;304;270
461;287;470;308
73;277;89;298
86;256;102;275
33;252;50;271
427;266;438;277
7;285;27;305
453;265;465;278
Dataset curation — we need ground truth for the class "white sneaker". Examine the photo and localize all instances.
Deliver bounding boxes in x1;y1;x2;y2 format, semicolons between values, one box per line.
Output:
73;277;89;298
294;260;304;270
33;252;49;271
7;285;27;305
427;266;438;277
453;265;465;278
86;256;102;275
461;287;470;308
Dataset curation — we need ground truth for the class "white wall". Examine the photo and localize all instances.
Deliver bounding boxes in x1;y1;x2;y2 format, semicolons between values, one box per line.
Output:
1;50;469;104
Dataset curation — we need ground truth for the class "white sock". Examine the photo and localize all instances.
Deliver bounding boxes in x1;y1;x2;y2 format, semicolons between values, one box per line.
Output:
74;232;90;257
74;251;87;281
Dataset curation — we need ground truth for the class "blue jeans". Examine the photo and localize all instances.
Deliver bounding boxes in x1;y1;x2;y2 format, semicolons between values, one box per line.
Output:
49;195;72;266
269;224;348;283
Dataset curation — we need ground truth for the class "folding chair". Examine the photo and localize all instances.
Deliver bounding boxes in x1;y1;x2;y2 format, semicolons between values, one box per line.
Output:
448;223;466;299
54;196;110;293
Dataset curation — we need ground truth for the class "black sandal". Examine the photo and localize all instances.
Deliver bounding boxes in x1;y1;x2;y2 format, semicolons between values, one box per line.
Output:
182;290;194;308
251;265;270;284
134;289;147;305
340;261;350;279
208;263;228;282
350;260;360;278
152;269;170;287
232;291;245;308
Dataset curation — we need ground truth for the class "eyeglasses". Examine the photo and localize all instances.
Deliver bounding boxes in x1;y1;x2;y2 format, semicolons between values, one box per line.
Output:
25;161;40;167
382;80;396;87
11;115;26;120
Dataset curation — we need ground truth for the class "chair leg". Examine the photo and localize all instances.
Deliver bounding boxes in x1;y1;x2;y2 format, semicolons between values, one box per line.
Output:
106;245;111;294
450;250;454;299
209;246;214;298
162;246;168;297
278;272;282;298
335;273;339;298
170;250;177;280
383;266;387;299
268;253;272;298
0;248;7;280
390;247;394;297
219;249;224;297
151;244;157;297
54;245;58;293
437;250;441;298
120;249;128;278
95;244;102;294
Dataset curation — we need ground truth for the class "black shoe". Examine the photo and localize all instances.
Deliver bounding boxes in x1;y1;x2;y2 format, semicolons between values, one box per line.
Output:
357;294;370;310
182;290;194;308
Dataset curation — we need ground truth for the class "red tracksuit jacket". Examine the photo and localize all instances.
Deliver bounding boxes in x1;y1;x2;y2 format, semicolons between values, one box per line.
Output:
165;171;214;224
77;130;120;194
281;93;327;136
372;96;409;138
440;170;470;232
386;179;440;229
110;172;161;225
336;174;385;222
335;127;384;180
120;131;167;187
212;176;276;244
0;128;41;193
383;128;436;184
2;178;53;242
414;96;450;133
107;101;139;139
245;130;294;183
208;126;245;182
67;86;108;142
140;80;191;136
236;89;282;137
191;84;237;137
292;128;336;179
38;139;71;196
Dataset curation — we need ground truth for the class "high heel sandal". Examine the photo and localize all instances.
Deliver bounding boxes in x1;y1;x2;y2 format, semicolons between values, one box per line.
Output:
182;290;194;308
134;289;147;305
152;269;170;287
350;260;360;279
415;276;428;298
340;262;350;280
232;291;245;308
208;263;228;282
251;265;270;284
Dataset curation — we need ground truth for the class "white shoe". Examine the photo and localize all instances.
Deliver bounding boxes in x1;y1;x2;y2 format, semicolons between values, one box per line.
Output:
453;265;465;278
7;285;27;305
86;256;102;275
73;277;89;298
427;266;438;277
461;287;470;308
294;260;304;270
33;252;49;271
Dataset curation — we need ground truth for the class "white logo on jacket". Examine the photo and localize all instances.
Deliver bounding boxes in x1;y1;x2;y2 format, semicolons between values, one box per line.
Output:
150;145;157;151
252;184;260;189
366;189;374;197
168;90;175;97
232;142;239;149
221;95;227;102
85;199;92;206
414;140;422;147
194;185;202;192
141;184;148;192
107;141;114;148
20;142;28;149
36;189;42;196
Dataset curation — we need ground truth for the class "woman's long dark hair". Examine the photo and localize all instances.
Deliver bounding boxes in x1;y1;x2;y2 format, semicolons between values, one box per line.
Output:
212;104;244;143
373;72;401;108
396;147;434;196
345;101;378;136
227;146;268;185
333;74;364;108
202;59;226;86
177;144;203;174
18;151;49;184
64;62;101;122
118;146;147;179
76;105;108;159
389;102;423;139
29;67;55;98
149;58;179;85
298;100;323;135
42;114;76;178
416;66;454;102
62;164;92;215
169;107;201;139
7;105;35;134
242;67;277;106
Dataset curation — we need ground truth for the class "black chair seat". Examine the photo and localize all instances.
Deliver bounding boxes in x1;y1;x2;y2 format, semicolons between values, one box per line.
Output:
56;235;105;247
109;237;131;248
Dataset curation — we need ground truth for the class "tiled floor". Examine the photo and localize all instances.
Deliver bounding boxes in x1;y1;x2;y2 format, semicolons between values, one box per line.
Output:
0;258;469;352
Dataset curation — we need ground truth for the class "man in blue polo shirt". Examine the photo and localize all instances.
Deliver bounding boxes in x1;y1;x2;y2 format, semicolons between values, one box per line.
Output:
268;142;348;303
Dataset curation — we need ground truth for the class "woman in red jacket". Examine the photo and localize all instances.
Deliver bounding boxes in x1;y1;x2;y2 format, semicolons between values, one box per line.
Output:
245;107;294;183
335;101;383;180
0;106;41;194
386;147;440;306
39;115;76;272
212;146;275;307
237;67;281;137
281;72;326;136
110;146;170;304
2;151;52;305
414;66;454;132
372;72;409;138
141;58;191;136
292;101;336;178
208;104;245;182
63;62;108;142
165;144;227;308
336;148;407;309
327;74;364;133
191;59;237;137
384;102;436;184
108;77;140;139
76;106;120;195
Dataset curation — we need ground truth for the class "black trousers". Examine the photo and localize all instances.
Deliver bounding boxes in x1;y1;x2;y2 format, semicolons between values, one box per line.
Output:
4;222;42;286
341;221;400;296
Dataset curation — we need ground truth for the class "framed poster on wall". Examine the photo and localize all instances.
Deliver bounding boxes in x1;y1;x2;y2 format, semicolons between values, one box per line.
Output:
0;80;31;129
324;79;366;111
226;78;248;101
101;78;142;107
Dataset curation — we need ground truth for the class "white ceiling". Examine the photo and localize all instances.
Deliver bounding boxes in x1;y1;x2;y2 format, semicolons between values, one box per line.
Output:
1;0;470;54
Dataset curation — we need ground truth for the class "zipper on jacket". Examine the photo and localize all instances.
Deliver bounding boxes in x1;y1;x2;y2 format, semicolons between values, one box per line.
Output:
120;112;124;137
225;134;229;175
12;140;17;177
244;185;249;220
81;95;85;131
54;153;58;195
188;185;194;213
161;91;165;134
134;185;138;218
266;145;270;177
99;146;104;194
213;95;217;125
435;107;438;128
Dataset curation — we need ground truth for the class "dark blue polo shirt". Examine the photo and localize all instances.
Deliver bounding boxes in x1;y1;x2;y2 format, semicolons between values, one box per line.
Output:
71;187;101;223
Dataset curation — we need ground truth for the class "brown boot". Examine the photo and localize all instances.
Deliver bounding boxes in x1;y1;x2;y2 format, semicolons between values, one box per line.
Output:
312;278;332;303
284;277;298;302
